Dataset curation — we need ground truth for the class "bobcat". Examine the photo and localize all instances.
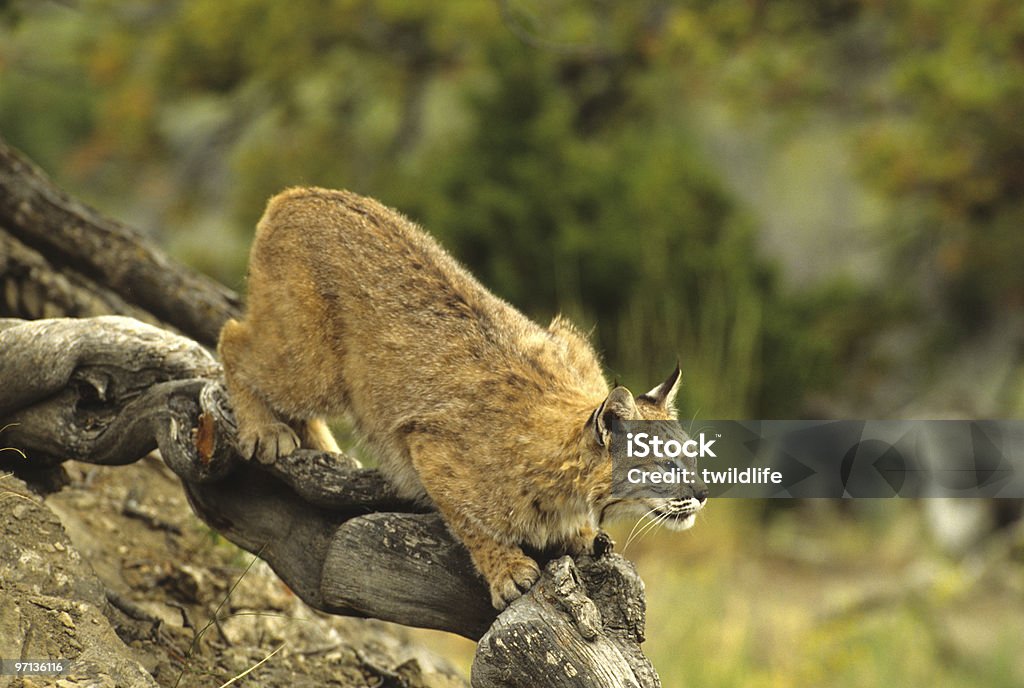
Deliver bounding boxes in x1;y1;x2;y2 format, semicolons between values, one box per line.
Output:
218;188;707;609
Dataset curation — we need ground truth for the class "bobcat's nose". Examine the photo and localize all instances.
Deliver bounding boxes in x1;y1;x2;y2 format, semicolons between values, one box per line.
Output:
693;487;709;504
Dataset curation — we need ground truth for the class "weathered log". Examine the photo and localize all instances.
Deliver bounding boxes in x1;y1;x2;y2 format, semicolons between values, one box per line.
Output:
0;137;241;346
0;315;235;490
0;230;166;326
0;316;661;686
473;555;659;687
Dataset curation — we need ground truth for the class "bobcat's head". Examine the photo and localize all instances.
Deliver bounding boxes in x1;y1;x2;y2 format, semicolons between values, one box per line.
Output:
586;365;708;532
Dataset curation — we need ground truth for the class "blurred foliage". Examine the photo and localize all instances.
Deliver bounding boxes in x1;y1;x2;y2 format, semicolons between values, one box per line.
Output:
627;501;1024;688
860;2;1024;328
0;0;780;416
666;0;1024;330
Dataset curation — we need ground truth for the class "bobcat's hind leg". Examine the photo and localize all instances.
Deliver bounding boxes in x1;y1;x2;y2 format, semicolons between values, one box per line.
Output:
299;418;342;454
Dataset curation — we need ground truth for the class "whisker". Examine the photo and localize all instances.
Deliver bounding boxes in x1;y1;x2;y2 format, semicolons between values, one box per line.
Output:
624;505;661;547
629;509;669;550
623;516;654;552
623;507;662;552
647;512;674;543
622;530;644;553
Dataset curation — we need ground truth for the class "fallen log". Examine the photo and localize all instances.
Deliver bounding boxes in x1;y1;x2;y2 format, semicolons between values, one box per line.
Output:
0;319;659;687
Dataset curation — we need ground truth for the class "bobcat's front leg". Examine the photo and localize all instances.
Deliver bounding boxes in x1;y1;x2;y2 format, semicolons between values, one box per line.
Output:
219;319;341;463
408;439;540;610
219;319;300;463
452;519;541;610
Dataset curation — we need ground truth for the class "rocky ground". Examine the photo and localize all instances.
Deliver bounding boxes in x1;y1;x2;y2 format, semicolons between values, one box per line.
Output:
0;457;468;688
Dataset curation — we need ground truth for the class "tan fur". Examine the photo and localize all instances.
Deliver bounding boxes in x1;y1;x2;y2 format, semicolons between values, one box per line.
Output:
218;188;705;609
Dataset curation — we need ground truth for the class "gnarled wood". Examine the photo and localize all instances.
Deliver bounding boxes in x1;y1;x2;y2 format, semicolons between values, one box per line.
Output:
473;556;659;687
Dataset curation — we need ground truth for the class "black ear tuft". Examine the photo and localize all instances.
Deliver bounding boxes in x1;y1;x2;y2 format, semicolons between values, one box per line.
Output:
637;363;681;410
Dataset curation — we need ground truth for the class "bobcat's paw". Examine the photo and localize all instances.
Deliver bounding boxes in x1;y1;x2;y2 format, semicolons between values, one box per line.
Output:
237;422;300;464
488;554;541;610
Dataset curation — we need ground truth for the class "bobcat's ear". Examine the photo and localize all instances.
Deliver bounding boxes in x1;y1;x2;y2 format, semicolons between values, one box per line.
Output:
590;386;636;447
638;363;681;411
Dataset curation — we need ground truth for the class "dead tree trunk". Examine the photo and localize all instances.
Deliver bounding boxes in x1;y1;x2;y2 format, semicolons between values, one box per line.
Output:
0;136;661;687
0;138;241;346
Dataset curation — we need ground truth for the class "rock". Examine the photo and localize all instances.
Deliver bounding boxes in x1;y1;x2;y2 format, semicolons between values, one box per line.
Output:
0;474;159;687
